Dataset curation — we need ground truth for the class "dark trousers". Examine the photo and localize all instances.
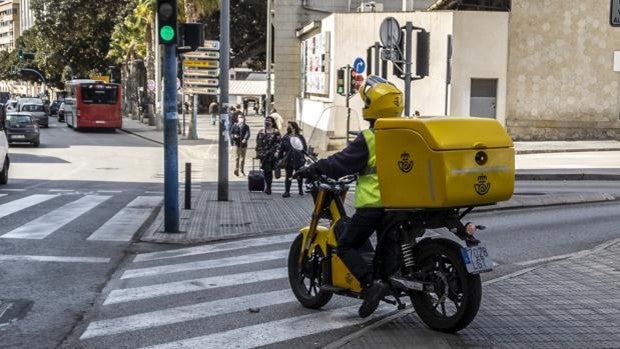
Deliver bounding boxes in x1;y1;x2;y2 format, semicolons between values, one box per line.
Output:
284;166;303;194
336;207;386;286
261;159;274;190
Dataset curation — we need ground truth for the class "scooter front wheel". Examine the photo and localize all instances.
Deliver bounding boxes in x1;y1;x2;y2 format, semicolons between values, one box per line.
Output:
288;234;333;309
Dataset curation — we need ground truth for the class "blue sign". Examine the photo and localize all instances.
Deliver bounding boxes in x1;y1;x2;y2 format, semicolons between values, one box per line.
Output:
353;57;365;74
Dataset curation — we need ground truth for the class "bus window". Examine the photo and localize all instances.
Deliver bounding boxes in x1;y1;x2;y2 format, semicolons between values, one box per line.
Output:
81;85;118;104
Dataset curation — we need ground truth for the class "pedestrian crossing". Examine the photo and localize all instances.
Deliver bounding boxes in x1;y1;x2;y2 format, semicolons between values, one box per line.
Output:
0;193;162;242
78;232;396;348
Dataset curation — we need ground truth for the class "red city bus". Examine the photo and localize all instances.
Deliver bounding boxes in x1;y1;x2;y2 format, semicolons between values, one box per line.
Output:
64;80;122;130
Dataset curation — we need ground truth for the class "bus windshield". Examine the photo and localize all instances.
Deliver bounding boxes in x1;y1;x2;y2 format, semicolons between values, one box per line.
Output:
81;84;118;104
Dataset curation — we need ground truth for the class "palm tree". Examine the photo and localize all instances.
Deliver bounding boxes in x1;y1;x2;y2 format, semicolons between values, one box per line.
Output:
184;0;218;23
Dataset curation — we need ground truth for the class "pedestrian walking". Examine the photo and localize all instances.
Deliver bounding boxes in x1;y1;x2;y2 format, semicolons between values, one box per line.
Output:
242;98;249;116
230;116;251;176
278;121;307;198
255;116;281;195
270;108;283;131
209;101;218;125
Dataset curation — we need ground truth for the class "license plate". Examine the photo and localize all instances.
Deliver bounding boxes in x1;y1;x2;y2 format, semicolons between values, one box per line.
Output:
11;135;25;139
95;121;105;124
460;245;493;274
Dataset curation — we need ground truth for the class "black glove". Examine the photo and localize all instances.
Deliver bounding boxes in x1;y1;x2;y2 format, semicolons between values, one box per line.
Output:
295;165;319;180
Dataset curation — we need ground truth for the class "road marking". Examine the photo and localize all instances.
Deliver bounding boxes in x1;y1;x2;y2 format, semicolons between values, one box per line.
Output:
0;255;110;263
96;190;123;193
48;189;75;192
87;196;163;242
0;189;25;192
122;249;288;279
1;195;111;239
0;194;6;198
133;234;297;262
0;194;58;219
140;303;393;349
144;191;164;194
104;267;287;305
81;289;295;339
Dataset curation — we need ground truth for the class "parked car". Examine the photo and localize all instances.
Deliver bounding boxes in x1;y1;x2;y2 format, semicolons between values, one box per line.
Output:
20;103;48;128
49;100;62;116
58;102;65;122
4;113;40;147
0;118;9;184
4;100;17;112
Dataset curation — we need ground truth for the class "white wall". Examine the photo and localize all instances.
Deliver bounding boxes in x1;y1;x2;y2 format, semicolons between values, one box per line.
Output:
297;10;509;141
451;11;509;124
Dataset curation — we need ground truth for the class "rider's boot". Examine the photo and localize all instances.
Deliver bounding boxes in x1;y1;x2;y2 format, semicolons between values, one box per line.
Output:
359;280;388;318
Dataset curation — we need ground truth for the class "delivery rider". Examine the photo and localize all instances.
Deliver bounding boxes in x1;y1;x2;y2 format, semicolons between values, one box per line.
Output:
296;75;403;318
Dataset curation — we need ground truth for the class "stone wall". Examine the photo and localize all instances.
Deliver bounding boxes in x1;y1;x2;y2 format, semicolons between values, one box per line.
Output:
506;0;620;140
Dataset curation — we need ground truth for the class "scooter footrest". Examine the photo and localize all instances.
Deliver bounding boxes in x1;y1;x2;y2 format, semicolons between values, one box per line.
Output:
320;285;348;293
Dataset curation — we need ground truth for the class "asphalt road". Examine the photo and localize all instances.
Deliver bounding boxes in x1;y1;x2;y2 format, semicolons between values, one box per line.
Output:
0;117;165;349
67;193;620;348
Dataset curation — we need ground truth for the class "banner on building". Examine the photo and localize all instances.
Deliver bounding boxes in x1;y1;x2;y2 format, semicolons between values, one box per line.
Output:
301;31;331;96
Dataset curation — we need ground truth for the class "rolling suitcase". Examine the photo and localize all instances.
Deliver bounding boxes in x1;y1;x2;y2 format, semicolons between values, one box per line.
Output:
248;158;265;192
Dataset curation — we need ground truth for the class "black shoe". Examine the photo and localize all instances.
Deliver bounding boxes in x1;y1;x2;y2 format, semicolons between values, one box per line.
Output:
359;280;388;318
282;192;290;198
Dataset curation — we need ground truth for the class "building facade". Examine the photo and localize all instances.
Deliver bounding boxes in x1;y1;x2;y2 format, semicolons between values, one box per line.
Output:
273;0;620;142
0;0;19;52
19;0;32;34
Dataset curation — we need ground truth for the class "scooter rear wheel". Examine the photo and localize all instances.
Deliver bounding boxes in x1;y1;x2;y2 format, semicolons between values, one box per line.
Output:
288;234;333;309
410;242;482;333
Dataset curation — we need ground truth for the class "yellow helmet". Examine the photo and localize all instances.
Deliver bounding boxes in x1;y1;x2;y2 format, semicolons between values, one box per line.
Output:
358;75;403;120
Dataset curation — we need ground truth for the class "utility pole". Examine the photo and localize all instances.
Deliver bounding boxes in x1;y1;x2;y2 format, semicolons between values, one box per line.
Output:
265;0;272;117
218;0;230;201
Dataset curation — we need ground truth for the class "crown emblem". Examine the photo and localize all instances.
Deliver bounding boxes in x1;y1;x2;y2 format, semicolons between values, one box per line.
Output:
474;173;491;195
398;152;413;173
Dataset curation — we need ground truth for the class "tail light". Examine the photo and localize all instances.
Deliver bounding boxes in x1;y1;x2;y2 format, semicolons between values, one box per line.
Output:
76;109;80;117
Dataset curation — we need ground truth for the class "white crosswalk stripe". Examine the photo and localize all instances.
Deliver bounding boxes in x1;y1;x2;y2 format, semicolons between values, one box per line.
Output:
104;267;288;305
0;193;162;242
87;196;163;242
121;249;288;279
0;193;7;198
0;194;58;219
2;195;111;239
133;233;297;262
79;232;399;348
140;304;392;349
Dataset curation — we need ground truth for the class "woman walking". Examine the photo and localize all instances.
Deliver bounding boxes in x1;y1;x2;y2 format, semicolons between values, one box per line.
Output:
278;121;307;198
255;116;281;195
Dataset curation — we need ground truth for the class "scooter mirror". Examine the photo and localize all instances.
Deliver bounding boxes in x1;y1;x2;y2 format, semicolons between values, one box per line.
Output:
290;136;304;151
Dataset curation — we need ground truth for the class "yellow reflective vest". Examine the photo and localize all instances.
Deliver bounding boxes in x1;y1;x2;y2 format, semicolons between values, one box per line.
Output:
354;129;383;208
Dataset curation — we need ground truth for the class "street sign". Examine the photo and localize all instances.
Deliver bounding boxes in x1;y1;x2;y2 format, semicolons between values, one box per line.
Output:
184;51;220;59
379;17;401;49
182;68;220;77
353;57;365;74
183;59;219;68
612;0;620;26
183;87;218;95
184;78;219;86
202;40;220;50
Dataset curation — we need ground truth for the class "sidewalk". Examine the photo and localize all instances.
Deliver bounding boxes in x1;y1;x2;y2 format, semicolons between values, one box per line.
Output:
119;114;620;243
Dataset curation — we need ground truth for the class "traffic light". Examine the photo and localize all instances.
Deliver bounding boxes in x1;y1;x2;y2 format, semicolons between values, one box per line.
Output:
18;49;23;61
157;0;177;45
350;71;357;95
336;68;345;96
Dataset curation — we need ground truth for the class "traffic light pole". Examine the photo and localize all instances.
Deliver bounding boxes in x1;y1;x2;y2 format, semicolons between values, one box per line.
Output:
218;0;230;201
345;65;352;145
163;43;180;233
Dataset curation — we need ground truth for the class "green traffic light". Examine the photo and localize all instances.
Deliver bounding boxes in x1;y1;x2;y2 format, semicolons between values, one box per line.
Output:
160;25;175;42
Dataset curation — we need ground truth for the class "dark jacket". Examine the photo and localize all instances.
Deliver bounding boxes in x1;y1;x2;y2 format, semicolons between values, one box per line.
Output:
314;132;369;179
230;123;251;147
279;134;307;169
256;129;281;164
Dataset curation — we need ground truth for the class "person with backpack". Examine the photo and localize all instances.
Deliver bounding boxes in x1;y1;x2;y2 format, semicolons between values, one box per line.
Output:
278;121;307;197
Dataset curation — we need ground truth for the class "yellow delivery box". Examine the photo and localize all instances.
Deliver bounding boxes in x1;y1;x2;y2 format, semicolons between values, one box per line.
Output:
375;117;514;208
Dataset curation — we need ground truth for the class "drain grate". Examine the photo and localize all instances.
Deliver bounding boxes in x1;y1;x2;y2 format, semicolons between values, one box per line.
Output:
219;222;251;227
0;299;33;326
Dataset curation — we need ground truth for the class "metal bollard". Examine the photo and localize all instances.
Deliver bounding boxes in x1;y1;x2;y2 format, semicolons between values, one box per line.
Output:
185;162;191;210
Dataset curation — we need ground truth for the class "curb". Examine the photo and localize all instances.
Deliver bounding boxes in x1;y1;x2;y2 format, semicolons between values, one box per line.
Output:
118;127;163;145
515;173;620;181
516;147;620;155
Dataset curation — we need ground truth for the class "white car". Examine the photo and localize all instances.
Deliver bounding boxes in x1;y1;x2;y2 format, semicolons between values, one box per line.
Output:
0;119;9;184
